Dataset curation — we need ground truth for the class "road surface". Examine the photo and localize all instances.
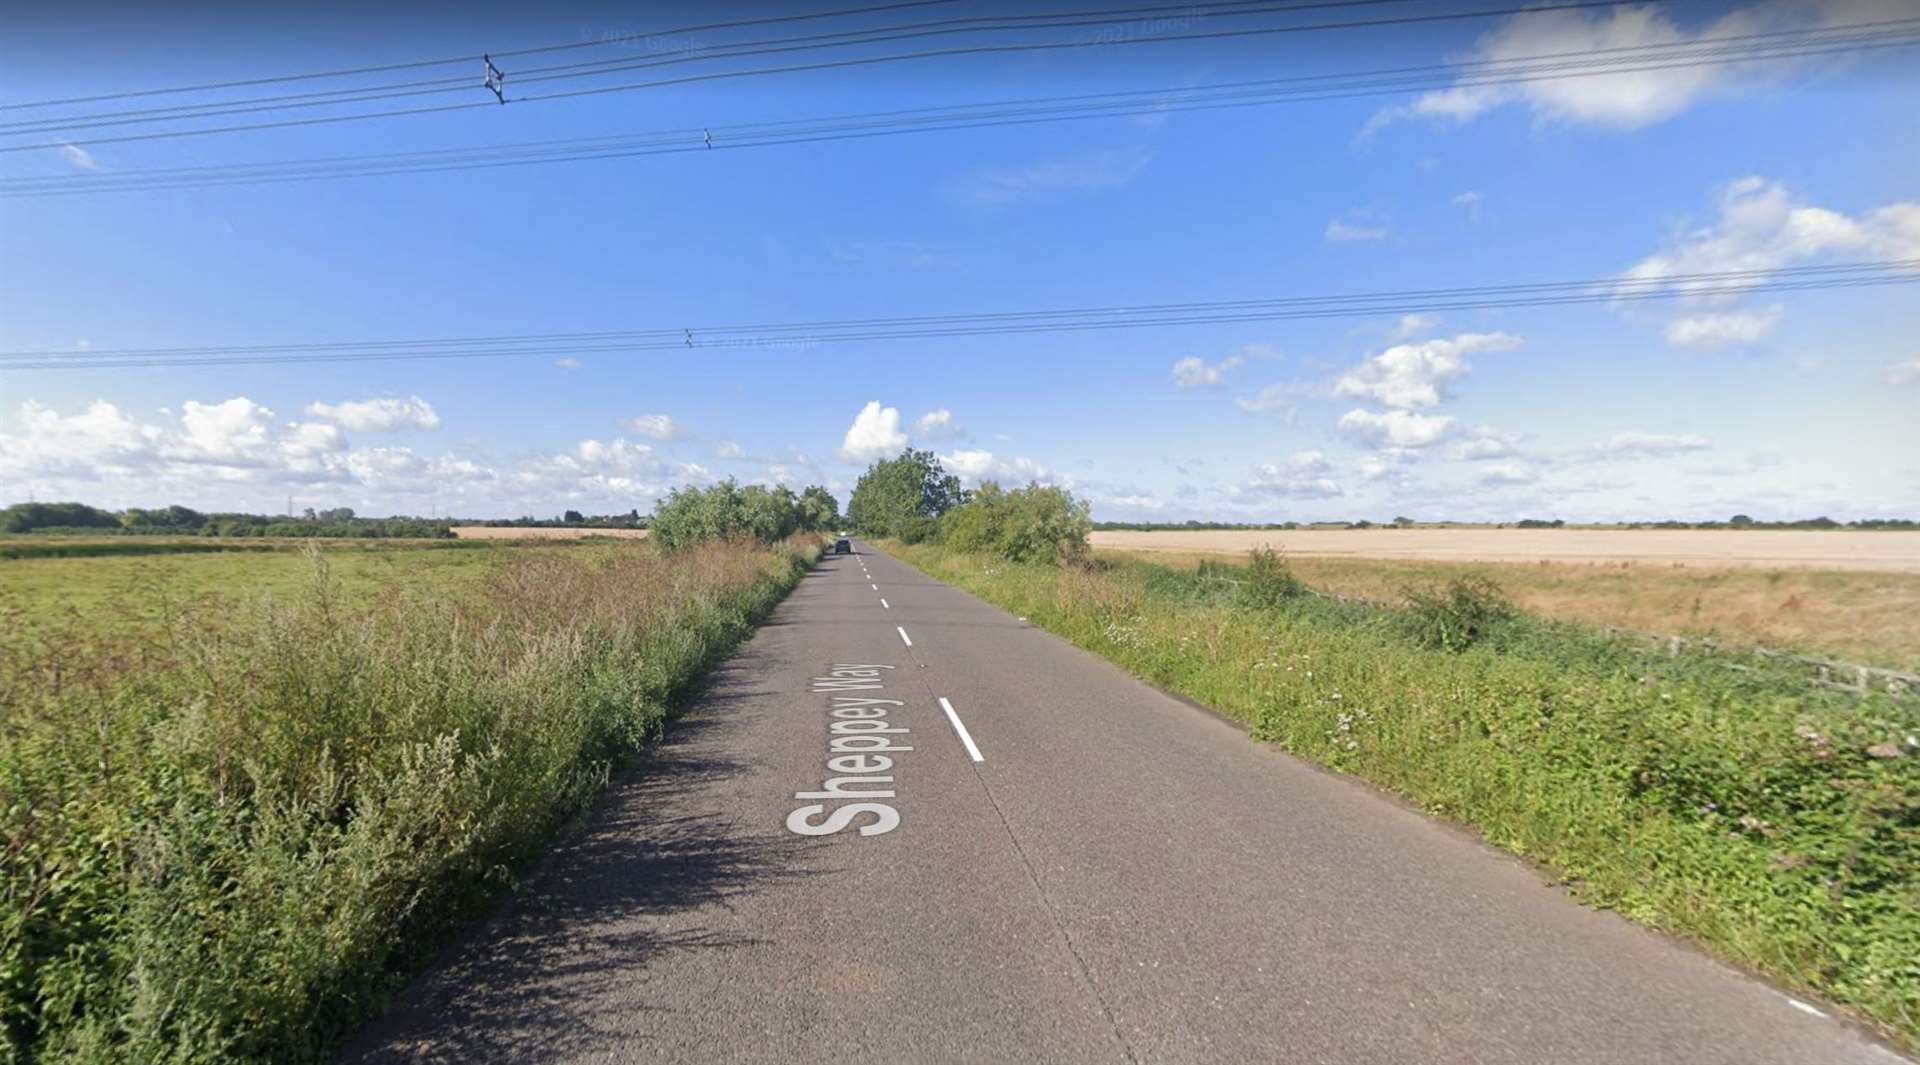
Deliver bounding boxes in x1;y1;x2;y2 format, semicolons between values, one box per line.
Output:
345;542;1906;1064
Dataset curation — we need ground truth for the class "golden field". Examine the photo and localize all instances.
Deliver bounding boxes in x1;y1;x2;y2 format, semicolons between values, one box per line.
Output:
449;525;649;540
1090;530;1920;670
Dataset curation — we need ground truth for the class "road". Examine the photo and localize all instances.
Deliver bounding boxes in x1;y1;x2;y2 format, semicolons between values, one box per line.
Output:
345;542;1906;1064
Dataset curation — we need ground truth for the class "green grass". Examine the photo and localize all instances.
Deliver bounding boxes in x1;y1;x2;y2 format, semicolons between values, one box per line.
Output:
1;537;819;1063
887;542;1920;1050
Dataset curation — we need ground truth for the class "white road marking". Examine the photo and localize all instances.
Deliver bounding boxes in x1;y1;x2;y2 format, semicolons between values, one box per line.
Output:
896;626;913;647
938;698;984;762
871;583;879;591
880;598;890;609
1786;999;1827;1018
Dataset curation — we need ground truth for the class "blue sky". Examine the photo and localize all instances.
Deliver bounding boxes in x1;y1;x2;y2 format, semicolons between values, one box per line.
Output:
1;0;1916;521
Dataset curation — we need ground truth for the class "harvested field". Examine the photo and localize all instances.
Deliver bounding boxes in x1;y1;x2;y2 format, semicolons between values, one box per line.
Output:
449;525;648;540
1089;528;1920;572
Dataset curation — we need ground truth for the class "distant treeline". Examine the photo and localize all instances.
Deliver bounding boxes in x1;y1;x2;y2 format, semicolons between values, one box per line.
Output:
0;501;452;539
1094;516;1917;532
463;509;648;529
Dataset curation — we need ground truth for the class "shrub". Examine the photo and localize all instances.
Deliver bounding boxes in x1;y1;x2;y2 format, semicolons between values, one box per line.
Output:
935;482;1089;565
649;481;839;550
1402;576;1516;651
1237;547;1307;609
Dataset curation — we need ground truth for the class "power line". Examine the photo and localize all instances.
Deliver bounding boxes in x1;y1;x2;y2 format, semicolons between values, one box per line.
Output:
9;21;1912;196
0;0;965;111
0;0;1388;133
3;261;1910;370
0;0;1669;153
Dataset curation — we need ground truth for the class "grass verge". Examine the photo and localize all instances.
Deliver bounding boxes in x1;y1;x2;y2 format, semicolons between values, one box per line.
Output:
886;542;1920;1049
1;537;818;1063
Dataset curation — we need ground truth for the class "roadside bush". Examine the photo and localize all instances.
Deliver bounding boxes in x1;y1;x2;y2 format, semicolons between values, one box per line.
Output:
649;480;839;551
1237;548;1307;609
936;482;1090;565
1402;576;1516;651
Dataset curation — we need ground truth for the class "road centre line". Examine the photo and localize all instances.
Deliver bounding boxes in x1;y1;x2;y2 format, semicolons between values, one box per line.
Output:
938;698;985;763
880;598;890;609
872;583;879;590
896;625;912;647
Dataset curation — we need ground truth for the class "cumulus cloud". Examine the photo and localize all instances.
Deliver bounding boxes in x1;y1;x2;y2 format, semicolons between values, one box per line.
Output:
1883;357;1920;386
1235;451;1343;499
839;401;907;462
626;413;683;440
305;395;441;432
715;440;747;459
1445;426;1523;461
1333;332;1521;409
913;408;964;439
1338;408;1458;449
1171;354;1245;390
1621;177;1919;309
1477;461;1540;486
1664;305;1784;348
1364;2;1863;134
1389;313;1438;340
0;397;716;516
939;448;1056;486
1589;430;1712;458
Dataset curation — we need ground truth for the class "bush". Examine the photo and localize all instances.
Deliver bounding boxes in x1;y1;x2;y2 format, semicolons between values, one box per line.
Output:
935;482;1090;565
1237;548;1307;609
1402;576;1516;651
648;480;839;551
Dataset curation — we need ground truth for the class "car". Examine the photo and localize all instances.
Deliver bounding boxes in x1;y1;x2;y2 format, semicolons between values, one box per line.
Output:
833;538;852;554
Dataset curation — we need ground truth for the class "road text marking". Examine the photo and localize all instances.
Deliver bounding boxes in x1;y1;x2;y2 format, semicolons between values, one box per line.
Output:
789;665;908;838
896;626;913;647
938;698;984;763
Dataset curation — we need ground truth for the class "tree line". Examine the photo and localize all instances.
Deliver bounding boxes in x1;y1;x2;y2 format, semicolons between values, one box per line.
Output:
843;448;1092;565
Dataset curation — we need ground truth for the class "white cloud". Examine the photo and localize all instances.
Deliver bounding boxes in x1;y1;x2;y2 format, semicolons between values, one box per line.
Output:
1389;313;1437;341
1622;178;1918;308
554;357;581;370
1333;332;1521;409
1365;2;1851;134
1664;305;1784;348
839;401;907;462
1883;357;1920;386
1446;426;1523;461
969;148;1151;203
178;398;277;461
626;413;683;440
1234;380;1313;415
305;395;441;432
1338;408;1458;449
1236;451;1343;499
1105;493;1165;510
1477;462;1539;486
1453;191;1483;222
913;408;964;439
58;142;101;171
715;440;747;459
1589;430;1712;458
1171;354;1244;390
939;448;1056;486
1325;218;1390;243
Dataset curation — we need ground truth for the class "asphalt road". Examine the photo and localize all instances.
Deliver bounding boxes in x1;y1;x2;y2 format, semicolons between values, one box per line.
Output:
345;542;1907;1064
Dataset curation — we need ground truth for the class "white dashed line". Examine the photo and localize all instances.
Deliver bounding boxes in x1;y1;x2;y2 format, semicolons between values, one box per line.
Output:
896;626;912;647
938;698;984;763
880;598;890;609
871;583;879;591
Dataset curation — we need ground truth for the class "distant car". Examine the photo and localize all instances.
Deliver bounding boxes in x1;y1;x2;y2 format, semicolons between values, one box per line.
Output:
834;538;852;554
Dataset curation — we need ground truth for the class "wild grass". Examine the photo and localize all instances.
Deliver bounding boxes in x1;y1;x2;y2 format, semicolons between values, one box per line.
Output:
889;542;1920;1050
0;537;817;1063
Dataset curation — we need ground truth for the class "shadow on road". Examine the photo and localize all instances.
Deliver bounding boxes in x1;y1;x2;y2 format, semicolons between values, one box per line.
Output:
342;701;814;1063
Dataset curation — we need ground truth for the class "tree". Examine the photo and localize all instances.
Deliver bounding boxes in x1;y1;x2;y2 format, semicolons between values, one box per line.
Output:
937;481;1090;565
1729;514;1754;528
797;485;840;531
563;509;586;524
845;449;966;541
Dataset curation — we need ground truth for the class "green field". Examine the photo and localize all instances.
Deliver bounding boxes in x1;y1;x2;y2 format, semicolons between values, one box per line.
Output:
887;542;1920;1050
1;536;818;1063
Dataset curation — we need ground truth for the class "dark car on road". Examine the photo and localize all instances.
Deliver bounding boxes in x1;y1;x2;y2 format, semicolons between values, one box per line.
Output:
834;538;852;554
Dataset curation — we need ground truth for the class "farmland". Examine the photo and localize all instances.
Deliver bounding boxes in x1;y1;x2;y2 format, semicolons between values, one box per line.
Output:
449;526;650;540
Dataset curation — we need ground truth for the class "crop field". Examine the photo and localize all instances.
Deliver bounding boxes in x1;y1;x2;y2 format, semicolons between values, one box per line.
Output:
0;535;816;1061
1089;528;1920;571
449;525;649;540
1095;548;1920;672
